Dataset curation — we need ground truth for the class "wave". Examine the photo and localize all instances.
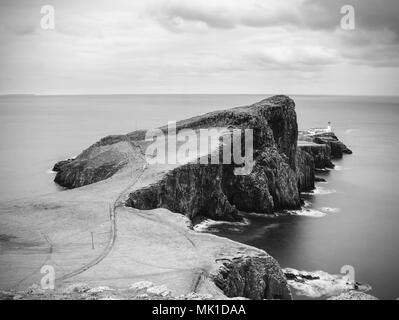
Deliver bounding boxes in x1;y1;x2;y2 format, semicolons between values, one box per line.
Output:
240;211;277;219
46;169;57;174
302;185;336;195
193;218;250;233
288;207;326;218
319;207;340;213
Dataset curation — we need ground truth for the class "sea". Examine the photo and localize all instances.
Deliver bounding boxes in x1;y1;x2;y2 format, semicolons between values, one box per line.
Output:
0;94;398;299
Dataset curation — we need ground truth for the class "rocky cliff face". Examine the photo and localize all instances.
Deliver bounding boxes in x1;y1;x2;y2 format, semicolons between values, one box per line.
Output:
295;149;315;192
298;143;334;170
126;96;302;220
212;254;291;299
313;132;352;158
53;95;352;222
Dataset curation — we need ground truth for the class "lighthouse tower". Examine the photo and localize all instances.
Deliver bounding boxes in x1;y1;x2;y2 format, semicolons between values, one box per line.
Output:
327;121;332;132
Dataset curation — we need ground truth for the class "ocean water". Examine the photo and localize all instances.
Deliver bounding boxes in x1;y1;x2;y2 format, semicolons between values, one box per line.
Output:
1;94;399;299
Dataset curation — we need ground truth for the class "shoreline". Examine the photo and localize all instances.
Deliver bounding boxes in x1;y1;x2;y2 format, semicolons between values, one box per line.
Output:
1;95;372;300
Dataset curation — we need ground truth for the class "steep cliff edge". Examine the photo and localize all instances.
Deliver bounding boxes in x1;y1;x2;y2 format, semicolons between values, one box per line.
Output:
55;96;302;221
53;95;352;222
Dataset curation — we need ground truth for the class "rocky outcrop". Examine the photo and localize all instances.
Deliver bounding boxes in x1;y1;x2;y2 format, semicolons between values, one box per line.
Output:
298;143;334;170
126;96;301;220
283;268;372;299
328;291;378;300
53;95;352;222
55;96;303;221
295;149;315;192
54;135;145;189
213;254;291;299
127;147;300;221
52;158;74;172
296;132;352;184
313;132;352;159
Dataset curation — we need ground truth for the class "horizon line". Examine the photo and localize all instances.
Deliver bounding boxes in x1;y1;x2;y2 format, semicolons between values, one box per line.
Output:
1;93;399;98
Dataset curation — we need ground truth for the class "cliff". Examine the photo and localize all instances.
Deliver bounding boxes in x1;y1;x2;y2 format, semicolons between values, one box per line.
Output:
55;96;304;221
2;95;354;301
54;96;352;223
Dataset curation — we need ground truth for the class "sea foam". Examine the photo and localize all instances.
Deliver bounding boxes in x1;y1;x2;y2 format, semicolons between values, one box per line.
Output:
193;218;250;233
303;185;336;195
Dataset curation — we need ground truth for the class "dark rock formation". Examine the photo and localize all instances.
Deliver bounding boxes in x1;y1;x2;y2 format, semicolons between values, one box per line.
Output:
52;159;74;172
53;95;352;222
213;254;291;299
54;135;144;189
298;143;334;169
295;149;315;192
126;96;301;220
313;132;352;158
127;147;300;221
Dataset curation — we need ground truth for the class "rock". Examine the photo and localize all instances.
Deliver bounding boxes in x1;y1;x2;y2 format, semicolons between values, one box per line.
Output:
315;177;326;182
298;142;334;169
328;291;378;300
52;158;74;172
313;132;352;159
25;283;45;295
146;285;171;297
87;286;113;294
0;291;15;300
52;95;352;223
99;296;119;300
183;293;214;300
64;283;90;294
54;135;140;188
296;148;315;192
283;268;371;299
126;96;301;221
213;255;291;300
130;281;155;291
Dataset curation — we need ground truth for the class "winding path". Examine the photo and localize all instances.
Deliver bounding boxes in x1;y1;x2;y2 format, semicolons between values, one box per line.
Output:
55;137;146;282
43;137;207;294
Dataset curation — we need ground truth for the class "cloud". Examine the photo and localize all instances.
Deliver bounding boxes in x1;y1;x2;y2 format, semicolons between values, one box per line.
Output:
0;0;398;95
152;0;399;40
248;45;340;70
150;0;302;32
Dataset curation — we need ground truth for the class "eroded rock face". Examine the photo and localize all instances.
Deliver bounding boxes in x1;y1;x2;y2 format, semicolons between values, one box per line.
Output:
313;132;353;159
213;255;291;300
127;163;240;221
54;135;145;189
298;144;334;169
296;149;315;192
53;96;352;222
126;96;302;220
127;148;301;221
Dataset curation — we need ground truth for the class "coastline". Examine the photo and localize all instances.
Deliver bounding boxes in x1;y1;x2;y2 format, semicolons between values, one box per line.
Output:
0;95;374;300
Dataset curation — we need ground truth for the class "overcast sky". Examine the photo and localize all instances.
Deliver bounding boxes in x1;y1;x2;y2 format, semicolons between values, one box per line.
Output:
0;0;398;95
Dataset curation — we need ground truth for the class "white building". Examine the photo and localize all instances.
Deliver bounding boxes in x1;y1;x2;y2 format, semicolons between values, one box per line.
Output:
307;122;332;136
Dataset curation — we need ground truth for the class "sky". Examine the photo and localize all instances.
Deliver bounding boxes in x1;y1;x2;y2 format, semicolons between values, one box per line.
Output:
0;0;398;95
